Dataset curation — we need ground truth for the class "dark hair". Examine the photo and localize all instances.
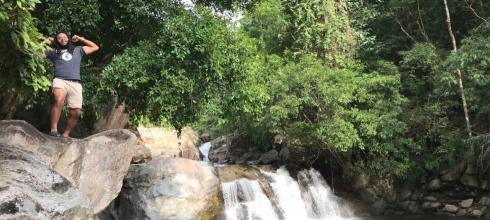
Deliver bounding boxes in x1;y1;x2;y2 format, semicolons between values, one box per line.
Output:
53;32;75;58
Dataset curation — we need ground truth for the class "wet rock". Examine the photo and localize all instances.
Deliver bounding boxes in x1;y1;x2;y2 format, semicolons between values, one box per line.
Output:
443;204;459;213
208;133;263;163
217;165;260;183
0;144;90;219
200;133;211;143
114;156;222;220
460;198;474;208
258;149;280;164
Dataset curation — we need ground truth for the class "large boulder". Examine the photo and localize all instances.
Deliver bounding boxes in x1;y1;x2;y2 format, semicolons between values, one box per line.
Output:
93;98;130;133
112;156;222;220
0;120;137;214
0;144;90;219
258;150;280;164
208;133;263;164
137;127;200;160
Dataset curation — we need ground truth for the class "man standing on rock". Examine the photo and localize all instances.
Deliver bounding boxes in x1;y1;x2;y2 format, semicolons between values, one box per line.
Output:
42;32;99;138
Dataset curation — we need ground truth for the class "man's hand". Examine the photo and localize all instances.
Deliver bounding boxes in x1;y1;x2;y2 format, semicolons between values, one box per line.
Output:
72;35;83;42
72;34;99;55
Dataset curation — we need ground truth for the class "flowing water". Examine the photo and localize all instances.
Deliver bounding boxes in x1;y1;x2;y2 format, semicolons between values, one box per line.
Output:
199;143;474;220
199;142;212;162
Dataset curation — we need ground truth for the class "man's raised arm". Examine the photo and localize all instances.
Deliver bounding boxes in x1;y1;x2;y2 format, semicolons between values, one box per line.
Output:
72;35;99;55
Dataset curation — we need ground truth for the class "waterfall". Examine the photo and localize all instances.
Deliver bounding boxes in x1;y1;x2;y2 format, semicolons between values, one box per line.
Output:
221;166;358;220
222;179;280;220
199;142;212;162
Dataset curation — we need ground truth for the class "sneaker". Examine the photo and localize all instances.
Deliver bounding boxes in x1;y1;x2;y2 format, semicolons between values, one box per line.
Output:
49;131;61;138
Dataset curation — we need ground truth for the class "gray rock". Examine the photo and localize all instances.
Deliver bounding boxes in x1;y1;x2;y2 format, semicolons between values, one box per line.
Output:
460;198;474;208
441;162;466;182
93;98;129;133
480;196;490;206
423;196;438;202
131;142;152;164
352;173;370;191
400;201;419;213
410;191;424;200
113;156;222;220
484;209;490;220
456;209;467;216
258;149;280;164
428;178;442;190
465;161;478;175
372;199;387;215
137;127;200;160
359;187;378;204
460;175;479;188
422;202;442;210
208;133;257;163
273;134;285;146
397;186;412;201
0;120;137;214
0;144;90;219
279;145;290;162
200;132;211;143
443;204;459;213
472;209;483;217
481;180;489;190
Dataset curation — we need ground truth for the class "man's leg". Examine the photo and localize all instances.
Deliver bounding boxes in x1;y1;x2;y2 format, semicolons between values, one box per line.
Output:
62;108;81;138
50;88;65;133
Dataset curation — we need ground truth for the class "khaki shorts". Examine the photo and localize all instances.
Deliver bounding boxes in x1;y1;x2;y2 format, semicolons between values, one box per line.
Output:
52;78;83;109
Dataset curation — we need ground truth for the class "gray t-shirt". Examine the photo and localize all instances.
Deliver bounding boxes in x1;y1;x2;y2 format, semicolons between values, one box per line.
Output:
45;46;85;80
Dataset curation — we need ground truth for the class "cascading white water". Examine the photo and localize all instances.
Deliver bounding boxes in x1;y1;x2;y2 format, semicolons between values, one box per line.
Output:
199;142;212;162
222;178;279;220
221;166;358;220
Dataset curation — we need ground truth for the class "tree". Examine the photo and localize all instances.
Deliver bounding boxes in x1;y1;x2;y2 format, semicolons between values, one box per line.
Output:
0;0;50;119
443;0;472;137
99;8;247;130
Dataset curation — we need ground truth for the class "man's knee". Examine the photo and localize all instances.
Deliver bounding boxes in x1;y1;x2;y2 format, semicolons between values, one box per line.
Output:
52;89;65;107
69;109;81;118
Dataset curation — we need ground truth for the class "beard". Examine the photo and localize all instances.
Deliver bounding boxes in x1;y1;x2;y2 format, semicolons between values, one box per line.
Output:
59;43;69;49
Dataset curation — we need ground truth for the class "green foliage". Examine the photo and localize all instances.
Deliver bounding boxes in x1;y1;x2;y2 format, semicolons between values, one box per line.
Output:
241;0;288;54
0;0;50;97
442;23;490;129
100;8;247;130
38;0;102;35
398;42;467;177
282;0;357;66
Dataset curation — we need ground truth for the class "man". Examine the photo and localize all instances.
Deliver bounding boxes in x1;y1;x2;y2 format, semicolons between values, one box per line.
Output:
43;32;99;138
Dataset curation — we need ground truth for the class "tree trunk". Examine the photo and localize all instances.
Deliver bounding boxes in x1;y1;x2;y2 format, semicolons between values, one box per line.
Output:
0;92;17;120
443;0;473;138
